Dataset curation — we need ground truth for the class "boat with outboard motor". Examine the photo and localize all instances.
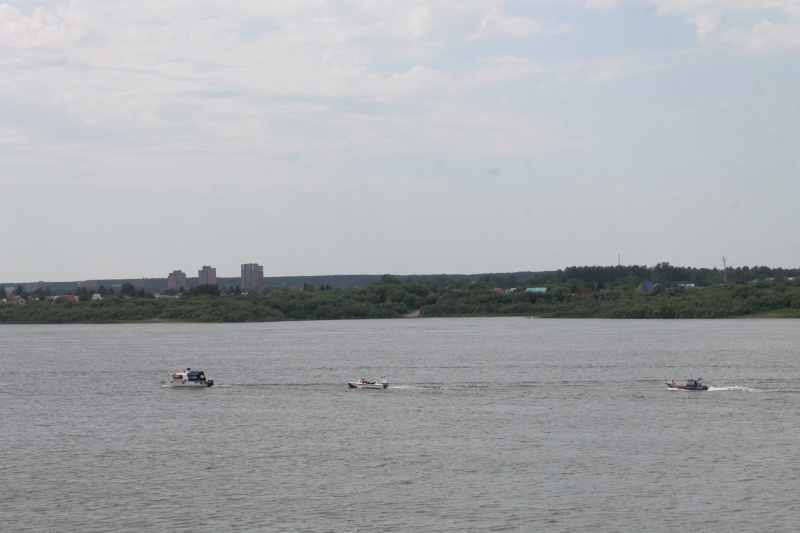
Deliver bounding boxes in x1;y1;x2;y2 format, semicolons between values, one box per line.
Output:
162;368;214;387
348;377;388;389
665;378;707;391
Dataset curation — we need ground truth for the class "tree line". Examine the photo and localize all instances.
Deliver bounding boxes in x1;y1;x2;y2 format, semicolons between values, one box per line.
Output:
2;267;800;323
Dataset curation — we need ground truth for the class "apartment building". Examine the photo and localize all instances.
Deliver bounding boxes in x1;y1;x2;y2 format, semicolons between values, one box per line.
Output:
198;265;217;286
240;263;264;291
167;270;187;291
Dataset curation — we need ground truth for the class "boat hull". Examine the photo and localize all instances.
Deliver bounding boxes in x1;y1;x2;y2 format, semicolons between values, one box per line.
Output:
162;380;214;388
348;381;388;389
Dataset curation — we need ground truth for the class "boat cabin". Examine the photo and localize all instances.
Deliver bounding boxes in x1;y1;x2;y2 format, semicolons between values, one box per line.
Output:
186;370;208;383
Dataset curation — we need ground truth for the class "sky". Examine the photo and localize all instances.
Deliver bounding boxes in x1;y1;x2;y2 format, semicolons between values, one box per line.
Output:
1;0;799;282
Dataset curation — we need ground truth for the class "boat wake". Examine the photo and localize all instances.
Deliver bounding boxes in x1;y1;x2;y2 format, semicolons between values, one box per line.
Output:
211;383;324;388
707;386;800;393
391;384;473;391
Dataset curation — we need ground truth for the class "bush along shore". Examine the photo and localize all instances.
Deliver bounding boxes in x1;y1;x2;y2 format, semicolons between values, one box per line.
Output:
3;276;800;323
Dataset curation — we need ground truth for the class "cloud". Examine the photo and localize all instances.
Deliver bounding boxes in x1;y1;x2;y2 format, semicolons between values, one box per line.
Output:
405;5;437;39
472;6;540;38
691;9;721;43
0;4;56;37
555;56;648;84
721;19;800;51
585;0;620;10
0;0;793;195
470;54;546;84
649;1;797;14
650;0;800;49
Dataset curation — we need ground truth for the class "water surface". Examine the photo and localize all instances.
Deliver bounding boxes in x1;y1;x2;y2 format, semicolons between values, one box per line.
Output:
2;318;799;531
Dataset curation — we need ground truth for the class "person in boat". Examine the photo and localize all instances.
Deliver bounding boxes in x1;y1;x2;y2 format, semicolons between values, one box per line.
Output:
670;379;676;385
686;379;703;389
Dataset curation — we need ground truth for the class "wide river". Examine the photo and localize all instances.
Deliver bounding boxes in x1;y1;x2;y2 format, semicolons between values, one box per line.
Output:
2;318;799;532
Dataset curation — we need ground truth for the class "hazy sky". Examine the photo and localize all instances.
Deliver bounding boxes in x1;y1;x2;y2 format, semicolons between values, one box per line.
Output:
2;0;798;282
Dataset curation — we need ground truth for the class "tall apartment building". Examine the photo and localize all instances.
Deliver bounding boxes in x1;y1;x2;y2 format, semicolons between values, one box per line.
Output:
198;265;217;286
167;270;187;291
240;263;264;291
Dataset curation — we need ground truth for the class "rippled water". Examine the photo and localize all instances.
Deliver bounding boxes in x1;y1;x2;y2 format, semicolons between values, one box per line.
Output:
2;318;799;532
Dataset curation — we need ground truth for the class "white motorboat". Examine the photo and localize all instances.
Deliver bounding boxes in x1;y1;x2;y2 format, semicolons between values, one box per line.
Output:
348;377;388;389
162;368;214;387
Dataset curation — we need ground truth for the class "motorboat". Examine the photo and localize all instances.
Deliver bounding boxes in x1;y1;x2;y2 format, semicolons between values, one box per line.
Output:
162;368;214;387
348;377;388;389
665;378;707;391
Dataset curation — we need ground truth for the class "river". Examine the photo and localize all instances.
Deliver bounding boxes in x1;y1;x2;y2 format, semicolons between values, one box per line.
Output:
2;318;798;531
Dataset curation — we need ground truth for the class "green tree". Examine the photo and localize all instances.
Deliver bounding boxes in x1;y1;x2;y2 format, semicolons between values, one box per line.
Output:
31;287;48;300
119;283;137;297
190;284;222;297
13;285;28;299
75;287;92;302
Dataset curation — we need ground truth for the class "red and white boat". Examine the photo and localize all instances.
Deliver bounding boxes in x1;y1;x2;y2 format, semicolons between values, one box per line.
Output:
162;368;214;387
665;378;707;391
348;377;388;389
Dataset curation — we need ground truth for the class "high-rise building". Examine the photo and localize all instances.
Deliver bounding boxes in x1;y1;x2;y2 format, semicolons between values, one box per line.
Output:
241;263;264;291
167;270;187;291
198;265;217;286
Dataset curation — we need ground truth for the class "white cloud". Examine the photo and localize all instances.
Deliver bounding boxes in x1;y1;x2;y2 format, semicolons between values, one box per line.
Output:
585;0;620;10
691;9;721;42
649;1;799;14
379;65;454;99
721;19;800;51
649;0;800;50
556;56;647;84
471;54;546;85
406;5;437;39
0;5;61;46
473;6;540;38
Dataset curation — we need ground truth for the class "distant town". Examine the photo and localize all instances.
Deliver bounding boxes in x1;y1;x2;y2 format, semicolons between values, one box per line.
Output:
4;263;267;299
3;262;526;301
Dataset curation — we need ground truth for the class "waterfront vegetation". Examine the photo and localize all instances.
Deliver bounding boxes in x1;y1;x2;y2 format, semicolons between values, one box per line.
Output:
3;264;800;323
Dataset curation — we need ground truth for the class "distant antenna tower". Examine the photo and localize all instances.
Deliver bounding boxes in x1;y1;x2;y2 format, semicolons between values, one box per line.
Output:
723;256;727;283
618;254;620;266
